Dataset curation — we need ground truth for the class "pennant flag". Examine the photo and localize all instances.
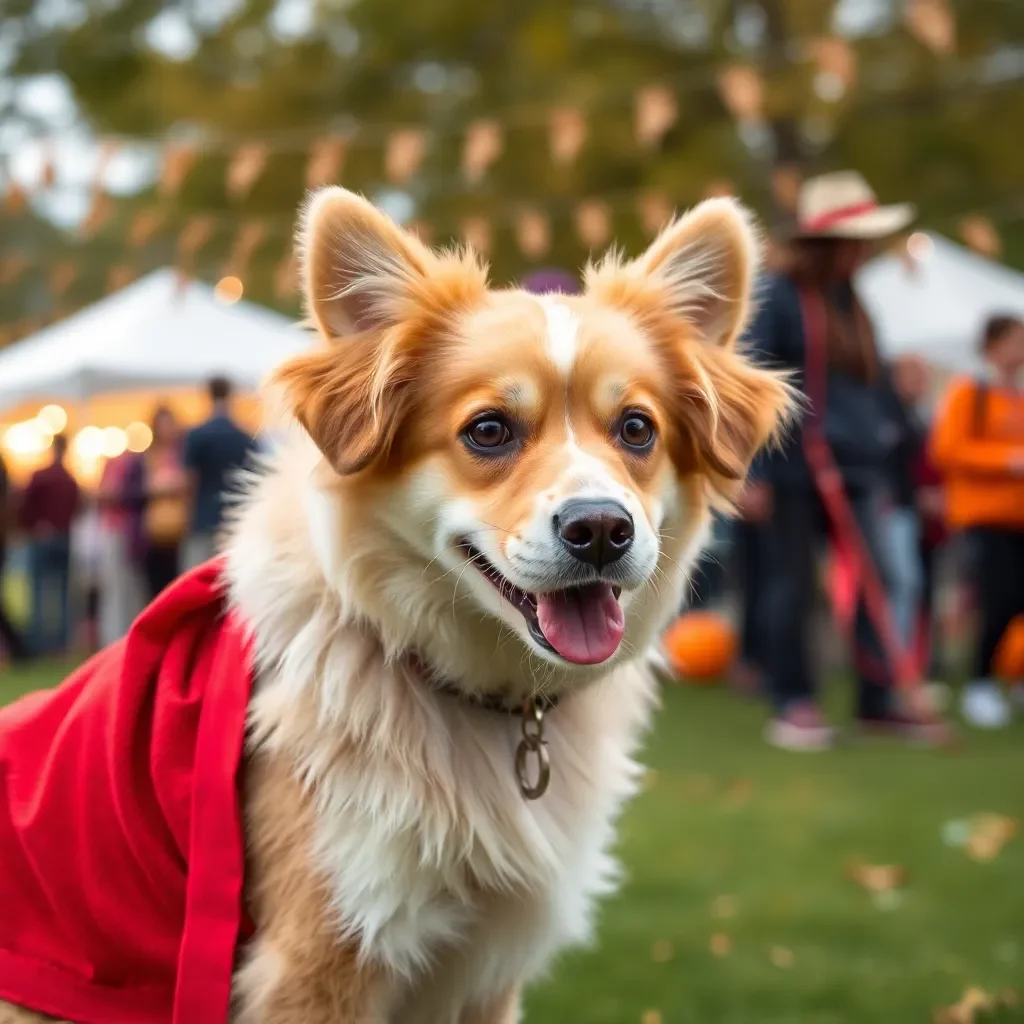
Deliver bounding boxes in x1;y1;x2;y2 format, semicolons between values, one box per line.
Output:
462;119;503;184
226;142;269;201
634;86;678;149
459;216;493;256
904;0;956;55
107;265;137;293
177;216;215;267
3;180;27;215
771;165;802;212
0;255;29;286
810;37;858;90
273;253;298;300
637;190;673;237
79;193;114;239
515;208;551;259
717;65;764;121
159;142;197;198
574;200;611;248
49;261;78;298
548;106;587;166
306;136;346;190
385;128;427;183
960;215;1001;258
128;208;165;248
703;179;735;198
39;140;56;190
224;221;267;278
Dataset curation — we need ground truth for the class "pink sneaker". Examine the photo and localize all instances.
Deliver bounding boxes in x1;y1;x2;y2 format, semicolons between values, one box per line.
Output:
765;701;836;751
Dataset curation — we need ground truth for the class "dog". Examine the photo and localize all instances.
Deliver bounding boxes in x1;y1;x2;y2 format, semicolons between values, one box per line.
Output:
0;189;791;1024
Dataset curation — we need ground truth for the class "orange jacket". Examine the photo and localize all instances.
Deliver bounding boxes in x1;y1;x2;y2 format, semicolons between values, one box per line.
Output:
930;376;1024;530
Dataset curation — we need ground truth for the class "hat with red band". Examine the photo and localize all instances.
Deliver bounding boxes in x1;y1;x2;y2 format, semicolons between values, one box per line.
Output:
794;171;915;240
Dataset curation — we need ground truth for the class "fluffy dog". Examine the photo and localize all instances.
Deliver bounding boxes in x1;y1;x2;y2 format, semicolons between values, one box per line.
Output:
0;189;791;1024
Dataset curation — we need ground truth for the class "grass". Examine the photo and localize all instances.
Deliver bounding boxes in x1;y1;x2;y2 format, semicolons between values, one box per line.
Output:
2;664;1022;1023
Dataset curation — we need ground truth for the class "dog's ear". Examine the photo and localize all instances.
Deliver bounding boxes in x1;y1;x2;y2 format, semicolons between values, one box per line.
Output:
634;197;760;349
671;344;795;489
299;186;433;341
276;188;487;475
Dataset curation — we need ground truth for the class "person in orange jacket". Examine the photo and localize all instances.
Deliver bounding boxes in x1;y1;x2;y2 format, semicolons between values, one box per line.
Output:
930;314;1024;726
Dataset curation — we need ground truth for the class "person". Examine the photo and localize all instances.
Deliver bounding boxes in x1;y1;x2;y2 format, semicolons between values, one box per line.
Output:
0;452;28;664
18;433;80;656
181;377;258;570
743;170;944;750
930;314;1024;726
127;406;189;600
878;354;930;650
95;451;145;645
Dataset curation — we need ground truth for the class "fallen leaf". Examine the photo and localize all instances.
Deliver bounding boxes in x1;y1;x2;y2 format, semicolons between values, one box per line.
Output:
965;814;1018;862
710;894;738;920
934;986;996;1024
726;778;753;806
847;860;907;894
770;945;795;969
643;769;660;791
709;933;731;957
641;1011;662;1024
651;939;674;963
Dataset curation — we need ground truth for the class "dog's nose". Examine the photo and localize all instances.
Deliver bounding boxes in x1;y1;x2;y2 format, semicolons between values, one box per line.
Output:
554;499;635;571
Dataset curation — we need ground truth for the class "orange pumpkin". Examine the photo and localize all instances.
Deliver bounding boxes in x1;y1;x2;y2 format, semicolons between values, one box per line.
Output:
662;611;737;683
994;614;1024;682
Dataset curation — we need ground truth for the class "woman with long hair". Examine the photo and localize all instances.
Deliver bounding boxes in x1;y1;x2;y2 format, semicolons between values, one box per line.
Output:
743;171;945;749
125;405;188;600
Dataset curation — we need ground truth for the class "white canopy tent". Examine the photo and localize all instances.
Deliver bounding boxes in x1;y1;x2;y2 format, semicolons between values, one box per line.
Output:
857;233;1024;372
0;268;312;414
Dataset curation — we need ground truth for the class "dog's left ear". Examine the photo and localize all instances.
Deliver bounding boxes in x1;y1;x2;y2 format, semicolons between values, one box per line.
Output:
634;197;759;349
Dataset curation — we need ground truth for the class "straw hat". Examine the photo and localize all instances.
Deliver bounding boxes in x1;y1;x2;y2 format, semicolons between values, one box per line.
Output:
794;170;915;240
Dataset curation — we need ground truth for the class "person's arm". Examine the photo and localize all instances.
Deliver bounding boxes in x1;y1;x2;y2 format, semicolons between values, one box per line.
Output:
930;379;1023;477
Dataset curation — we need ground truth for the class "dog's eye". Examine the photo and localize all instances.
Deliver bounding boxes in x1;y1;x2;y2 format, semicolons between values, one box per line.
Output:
619;413;655;450
465;416;513;452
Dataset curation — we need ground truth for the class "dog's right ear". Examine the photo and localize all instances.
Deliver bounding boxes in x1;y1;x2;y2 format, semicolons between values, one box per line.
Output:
276;188;487;475
299;186;433;341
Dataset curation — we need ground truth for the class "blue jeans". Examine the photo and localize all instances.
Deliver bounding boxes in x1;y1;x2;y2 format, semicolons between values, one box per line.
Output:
881;507;922;649
28;534;71;655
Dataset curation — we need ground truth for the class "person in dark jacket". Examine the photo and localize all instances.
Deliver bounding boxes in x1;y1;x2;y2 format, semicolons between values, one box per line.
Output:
743;171;944;750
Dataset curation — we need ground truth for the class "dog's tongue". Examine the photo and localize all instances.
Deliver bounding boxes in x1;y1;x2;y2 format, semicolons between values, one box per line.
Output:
536;583;625;665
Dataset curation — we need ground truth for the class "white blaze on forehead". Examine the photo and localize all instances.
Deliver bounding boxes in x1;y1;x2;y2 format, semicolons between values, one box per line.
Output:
538;296;581;376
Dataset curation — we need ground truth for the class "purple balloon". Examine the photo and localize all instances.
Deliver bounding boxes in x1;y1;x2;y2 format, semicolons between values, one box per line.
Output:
520;268;581;295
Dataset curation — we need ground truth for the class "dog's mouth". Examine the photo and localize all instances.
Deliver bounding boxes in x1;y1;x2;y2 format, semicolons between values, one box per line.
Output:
460;543;625;665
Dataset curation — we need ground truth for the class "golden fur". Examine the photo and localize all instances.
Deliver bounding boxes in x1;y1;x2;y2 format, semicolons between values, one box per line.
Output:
0;189;792;1023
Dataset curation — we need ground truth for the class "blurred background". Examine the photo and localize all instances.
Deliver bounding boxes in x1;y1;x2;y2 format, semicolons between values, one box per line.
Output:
1;1;1023;1021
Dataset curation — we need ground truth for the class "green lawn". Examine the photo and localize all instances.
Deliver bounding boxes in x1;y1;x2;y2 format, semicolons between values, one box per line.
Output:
2;665;1022;1023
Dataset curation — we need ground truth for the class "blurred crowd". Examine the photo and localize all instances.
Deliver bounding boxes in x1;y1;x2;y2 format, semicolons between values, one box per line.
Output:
686;172;1024;748
0;377;256;663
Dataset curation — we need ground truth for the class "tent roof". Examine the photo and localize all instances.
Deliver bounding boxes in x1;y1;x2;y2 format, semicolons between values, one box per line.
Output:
857;233;1024;371
0;269;312;413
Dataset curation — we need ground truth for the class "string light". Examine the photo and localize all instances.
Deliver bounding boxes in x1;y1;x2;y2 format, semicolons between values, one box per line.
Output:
37;404;68;434
101;426;128;458
125;420;153;453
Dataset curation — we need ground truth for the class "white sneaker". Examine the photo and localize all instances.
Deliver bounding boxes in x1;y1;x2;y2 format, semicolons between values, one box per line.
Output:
765;702;836;751
960;680;1011;729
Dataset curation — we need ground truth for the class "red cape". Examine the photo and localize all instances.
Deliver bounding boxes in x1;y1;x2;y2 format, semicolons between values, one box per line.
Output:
0;560;253;1024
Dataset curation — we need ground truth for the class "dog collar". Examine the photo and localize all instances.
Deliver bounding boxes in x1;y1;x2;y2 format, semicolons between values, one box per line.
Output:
408;656;557;800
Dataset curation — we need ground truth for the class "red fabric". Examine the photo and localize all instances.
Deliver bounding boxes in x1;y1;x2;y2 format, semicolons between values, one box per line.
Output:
0;559;253;1024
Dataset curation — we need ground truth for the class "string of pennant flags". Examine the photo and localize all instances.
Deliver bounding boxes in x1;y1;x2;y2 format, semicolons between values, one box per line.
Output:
2;182;1020;352
0;0;965;218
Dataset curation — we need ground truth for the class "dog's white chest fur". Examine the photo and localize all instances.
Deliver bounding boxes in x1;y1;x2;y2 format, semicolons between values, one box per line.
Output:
250;650;654;1021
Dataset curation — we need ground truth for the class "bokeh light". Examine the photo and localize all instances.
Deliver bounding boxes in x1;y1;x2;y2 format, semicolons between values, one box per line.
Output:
37;404;68;434
3;420;51;457
125;420;153;453
101;426;128;458
214;275;244;304
73;426;105;461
